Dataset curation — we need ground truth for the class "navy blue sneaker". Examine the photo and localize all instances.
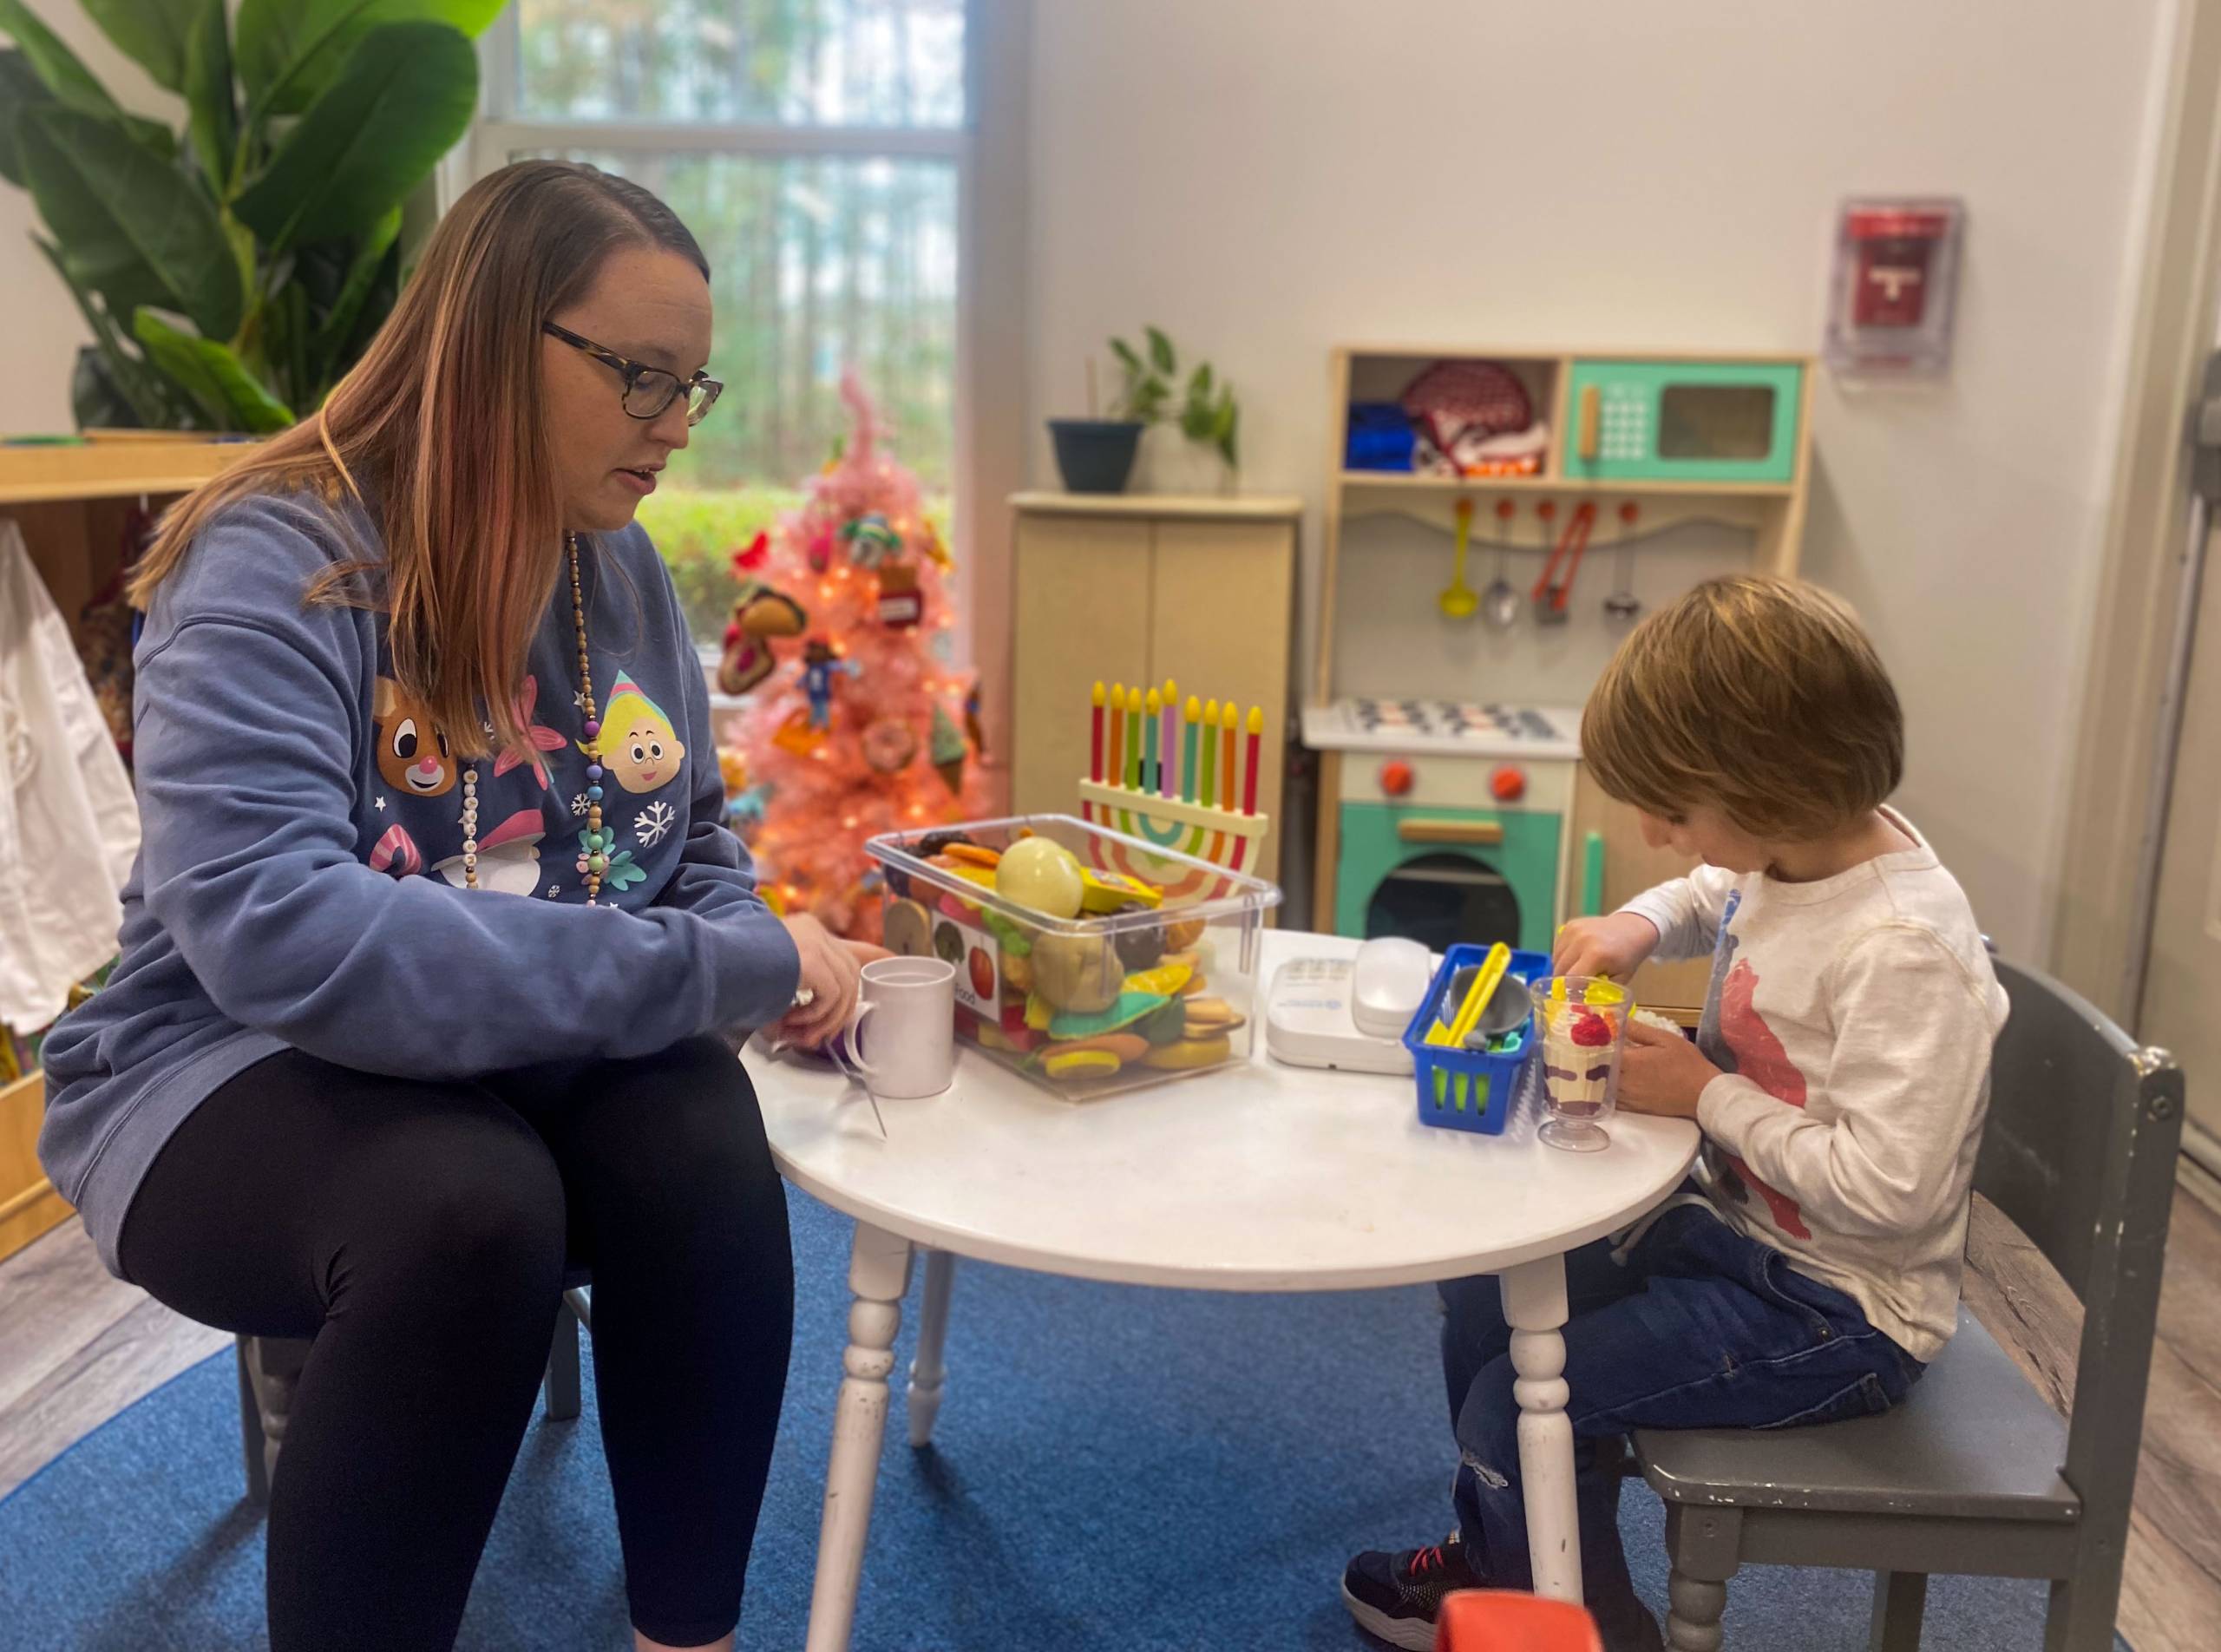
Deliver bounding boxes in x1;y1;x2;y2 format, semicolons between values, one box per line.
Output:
1340;1532;1482;1649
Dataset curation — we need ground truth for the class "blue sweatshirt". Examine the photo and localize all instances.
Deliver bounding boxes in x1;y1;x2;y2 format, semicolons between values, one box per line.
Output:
38;491;801;1275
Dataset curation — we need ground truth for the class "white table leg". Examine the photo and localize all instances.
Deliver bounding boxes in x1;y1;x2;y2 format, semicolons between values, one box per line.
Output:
805;1222;914;1652
1500;1253;1582;1603
907;1249;958;1447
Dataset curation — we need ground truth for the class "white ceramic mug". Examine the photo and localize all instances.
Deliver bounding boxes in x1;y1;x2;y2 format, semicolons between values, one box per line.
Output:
830;956;957;1099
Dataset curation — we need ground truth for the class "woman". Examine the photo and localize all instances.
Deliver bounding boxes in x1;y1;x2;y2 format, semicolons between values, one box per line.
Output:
37;161;867;1651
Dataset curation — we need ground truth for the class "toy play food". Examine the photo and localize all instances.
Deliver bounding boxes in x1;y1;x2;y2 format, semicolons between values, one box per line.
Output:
1112;926;1165;972
1142;1035;1232;1070
882;897;932;960
1043;1032;1150;1065
864;815;1280;1101
994;836;1085;919
1044;1048;1123;1080
1046;990;1171;1041
1079;869;1163;914
1031;931;1123;1012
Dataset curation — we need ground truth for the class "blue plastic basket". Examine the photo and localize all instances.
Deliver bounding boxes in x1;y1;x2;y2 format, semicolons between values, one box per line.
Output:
1401;946;1549;1135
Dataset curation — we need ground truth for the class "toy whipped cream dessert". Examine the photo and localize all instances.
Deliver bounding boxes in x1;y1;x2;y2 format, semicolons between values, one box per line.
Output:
1540;1005;1616;1117
1530;979;1628;1151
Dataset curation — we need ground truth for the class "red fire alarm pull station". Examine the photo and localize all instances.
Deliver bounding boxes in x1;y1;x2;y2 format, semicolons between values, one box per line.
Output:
1826;198;1965;378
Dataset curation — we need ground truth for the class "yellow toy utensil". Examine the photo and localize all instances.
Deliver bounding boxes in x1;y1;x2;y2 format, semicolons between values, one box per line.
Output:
1429;942;1510;1047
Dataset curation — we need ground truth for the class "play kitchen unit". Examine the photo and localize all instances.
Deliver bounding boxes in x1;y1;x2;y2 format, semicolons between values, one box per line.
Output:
1305;346;1813;1009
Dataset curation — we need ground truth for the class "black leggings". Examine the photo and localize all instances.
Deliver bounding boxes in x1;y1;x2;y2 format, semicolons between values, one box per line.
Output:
118;1038;795;1651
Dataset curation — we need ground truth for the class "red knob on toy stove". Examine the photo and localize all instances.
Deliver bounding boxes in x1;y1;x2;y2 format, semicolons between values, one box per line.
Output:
1490;764;1526;803
1379;759;1414;797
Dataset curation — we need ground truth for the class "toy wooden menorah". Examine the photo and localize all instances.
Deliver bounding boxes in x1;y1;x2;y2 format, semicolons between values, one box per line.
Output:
1078;680;1272;901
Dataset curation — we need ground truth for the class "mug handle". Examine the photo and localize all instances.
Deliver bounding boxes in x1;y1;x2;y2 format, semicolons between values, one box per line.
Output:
828;999;877;1085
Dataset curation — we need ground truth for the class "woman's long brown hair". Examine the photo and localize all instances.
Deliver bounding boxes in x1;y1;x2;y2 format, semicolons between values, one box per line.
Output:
128;161;708;758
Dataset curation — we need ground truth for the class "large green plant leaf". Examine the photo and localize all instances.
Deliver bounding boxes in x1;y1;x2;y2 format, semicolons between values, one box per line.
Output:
33;236;170;426
181;0;234;197
0;0;174;153
17;105;240;339
233;22;473;252
0;49;53;185
81;0;199;92
235;0;499;117
310;205;398;371
73;344;142;428
134;310;294;432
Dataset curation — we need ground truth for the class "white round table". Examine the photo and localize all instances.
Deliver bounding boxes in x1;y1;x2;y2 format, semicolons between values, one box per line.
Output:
757;928;1697;1649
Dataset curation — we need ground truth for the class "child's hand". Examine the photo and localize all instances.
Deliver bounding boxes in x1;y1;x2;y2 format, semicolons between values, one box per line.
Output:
1615;1020;1720;1119
1553;913;1659;980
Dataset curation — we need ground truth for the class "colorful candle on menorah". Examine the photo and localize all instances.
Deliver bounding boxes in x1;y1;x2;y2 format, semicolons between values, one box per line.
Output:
1182;696;1201;803
1160;680;1177;799
1199;698;1219;805
1074;682;1273;899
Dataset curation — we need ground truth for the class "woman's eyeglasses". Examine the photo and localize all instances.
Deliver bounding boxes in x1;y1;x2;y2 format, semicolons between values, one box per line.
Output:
542;322;724;426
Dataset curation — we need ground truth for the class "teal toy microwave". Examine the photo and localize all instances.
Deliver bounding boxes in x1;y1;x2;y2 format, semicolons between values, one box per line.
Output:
1563;359;1805;484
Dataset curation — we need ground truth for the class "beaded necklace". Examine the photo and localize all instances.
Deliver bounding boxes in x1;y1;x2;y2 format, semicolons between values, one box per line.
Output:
458;532;606;901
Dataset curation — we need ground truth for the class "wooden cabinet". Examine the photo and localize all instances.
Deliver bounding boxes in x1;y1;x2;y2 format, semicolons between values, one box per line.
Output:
1009;492;1300;882
1568;764;1715;1013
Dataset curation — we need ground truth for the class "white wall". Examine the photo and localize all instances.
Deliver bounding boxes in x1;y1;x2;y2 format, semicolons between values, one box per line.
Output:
1026;0;2168;958
0;1;174;434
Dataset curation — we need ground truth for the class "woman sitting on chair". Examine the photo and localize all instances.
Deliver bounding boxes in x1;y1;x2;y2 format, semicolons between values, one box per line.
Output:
38;160;873;1652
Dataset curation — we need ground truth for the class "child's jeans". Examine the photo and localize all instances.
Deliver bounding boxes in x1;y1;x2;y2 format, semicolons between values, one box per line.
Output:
1442;1201;1925;1643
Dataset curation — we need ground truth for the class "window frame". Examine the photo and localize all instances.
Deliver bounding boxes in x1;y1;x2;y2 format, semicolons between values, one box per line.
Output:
448;0;1028;783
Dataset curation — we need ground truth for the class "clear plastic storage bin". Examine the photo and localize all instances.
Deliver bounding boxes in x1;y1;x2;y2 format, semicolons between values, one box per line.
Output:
865;814;1281;1098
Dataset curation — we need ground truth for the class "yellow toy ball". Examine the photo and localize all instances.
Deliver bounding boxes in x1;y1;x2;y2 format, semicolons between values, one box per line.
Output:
994;835;1085;920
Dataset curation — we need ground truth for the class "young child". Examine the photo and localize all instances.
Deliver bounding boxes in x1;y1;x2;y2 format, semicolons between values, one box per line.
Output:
1340;575;2008;1651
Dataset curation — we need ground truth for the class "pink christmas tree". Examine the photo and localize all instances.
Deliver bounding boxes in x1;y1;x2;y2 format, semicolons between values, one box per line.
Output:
717;370;988;940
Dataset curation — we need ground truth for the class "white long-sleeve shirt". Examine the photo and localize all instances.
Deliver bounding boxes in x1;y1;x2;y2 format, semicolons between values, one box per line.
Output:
1620;809;2008;1361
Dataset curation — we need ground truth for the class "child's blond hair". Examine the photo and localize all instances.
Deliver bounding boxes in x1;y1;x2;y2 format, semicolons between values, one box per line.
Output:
1582;574;1903;840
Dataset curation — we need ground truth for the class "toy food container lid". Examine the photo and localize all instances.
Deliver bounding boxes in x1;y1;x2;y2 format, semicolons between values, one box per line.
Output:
864;812;1282;934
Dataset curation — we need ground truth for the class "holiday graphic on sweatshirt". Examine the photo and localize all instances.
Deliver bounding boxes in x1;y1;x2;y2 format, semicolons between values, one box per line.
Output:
1698;891;1813;1240
434;810;545;896
490;675;568;791
588;671;687;794
372;678;456;798
368;823;424;878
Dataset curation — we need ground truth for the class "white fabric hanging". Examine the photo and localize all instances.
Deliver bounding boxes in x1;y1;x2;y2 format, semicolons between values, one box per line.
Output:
0;519;140;1031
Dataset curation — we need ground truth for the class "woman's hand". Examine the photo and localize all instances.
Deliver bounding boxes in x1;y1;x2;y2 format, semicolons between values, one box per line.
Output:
1552;912;1659;981
1615;1020;1720;1119
773;915;863;1048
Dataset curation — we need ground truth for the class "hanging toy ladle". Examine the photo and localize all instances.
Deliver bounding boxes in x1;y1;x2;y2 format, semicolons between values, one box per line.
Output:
1438;495;1478;620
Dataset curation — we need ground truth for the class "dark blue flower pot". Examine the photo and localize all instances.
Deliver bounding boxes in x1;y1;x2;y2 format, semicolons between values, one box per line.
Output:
1048;419;1144;494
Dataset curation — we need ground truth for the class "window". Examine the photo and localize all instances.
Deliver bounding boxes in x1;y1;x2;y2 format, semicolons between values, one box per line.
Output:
468;0;986;650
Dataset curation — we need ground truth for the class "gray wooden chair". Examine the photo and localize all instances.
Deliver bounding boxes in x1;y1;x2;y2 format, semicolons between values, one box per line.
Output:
1633;956;2184;1652
234;1268;594;1504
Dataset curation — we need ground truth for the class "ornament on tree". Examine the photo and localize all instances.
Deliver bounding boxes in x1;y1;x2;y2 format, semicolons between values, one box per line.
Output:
862;717;919;774
717;580;809;695
931;703;967;793
875;561;923;629
722;369;986;939
963;679;986;758
799;638;861;731
841;513;902;568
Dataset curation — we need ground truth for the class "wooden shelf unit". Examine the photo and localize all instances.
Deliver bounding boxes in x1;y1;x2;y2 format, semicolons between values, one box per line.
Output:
1;434;256;1262
1317;344;1814;705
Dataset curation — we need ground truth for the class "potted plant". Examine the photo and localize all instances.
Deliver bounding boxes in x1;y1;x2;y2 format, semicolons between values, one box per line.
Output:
0;0;498;432
1049;326;1240;495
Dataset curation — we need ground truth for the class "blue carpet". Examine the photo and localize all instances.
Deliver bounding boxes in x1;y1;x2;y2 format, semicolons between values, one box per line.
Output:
0;1184;2109;1650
